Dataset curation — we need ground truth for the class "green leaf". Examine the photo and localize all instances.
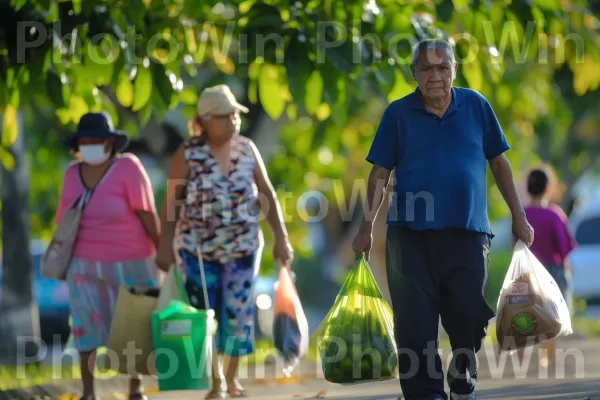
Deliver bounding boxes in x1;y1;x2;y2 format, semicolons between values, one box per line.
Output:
325;41;356;75
331;101;348;127
436;0;454;22
284;36;312;106
239;0;256;14
132;65;152;111
150;62;175;110
116;72;134;108
322;66;340;105
248;78;258;104
110;50;126;87
462;58;483;92
68;95;90;123
72;0;82;14
183;0;207;18
495;85;512;109
373;66;395;96
259;64;286;120
83;89;101;111
387;70;413;103
125;0;146;31
180;87;198;105
46;69;66;108
0;147;15;170
244;3;284;28
150;85;168;115
94;61;115;88
73;52;114;94
100;96;119;128
451;0;469;12
305;70;323;115
182;105;198;121
534;0;559;10
2;104;18;147
10;87;20;109
286;103;297;120
10;0;28;10
138;102;153;128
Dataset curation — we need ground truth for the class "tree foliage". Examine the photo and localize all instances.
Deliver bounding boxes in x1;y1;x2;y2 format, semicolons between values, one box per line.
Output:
1;0;600;256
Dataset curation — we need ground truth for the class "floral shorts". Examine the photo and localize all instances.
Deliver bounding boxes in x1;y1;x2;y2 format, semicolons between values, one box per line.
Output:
179;250;261;357
66;257;157;352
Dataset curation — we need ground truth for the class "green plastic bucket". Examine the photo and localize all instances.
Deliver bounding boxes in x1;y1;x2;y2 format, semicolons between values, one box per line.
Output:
151;299;216;391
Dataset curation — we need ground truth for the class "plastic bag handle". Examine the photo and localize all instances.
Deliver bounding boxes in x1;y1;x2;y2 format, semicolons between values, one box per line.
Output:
192;230;211;310
279;263;297;283
514;239;528;252
194;247;211;311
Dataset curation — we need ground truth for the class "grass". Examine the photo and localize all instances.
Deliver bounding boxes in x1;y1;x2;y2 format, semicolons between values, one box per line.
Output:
0;363;80;391
572;316;600;339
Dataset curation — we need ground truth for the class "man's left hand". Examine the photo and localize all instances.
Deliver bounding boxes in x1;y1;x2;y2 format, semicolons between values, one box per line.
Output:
512;214;534;247
273;237;294;266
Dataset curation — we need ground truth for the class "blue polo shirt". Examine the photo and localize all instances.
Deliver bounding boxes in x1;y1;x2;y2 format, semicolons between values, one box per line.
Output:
366;87;510;234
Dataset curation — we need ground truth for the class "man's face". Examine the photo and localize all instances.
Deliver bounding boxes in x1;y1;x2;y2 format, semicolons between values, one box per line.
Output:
412;48;456;100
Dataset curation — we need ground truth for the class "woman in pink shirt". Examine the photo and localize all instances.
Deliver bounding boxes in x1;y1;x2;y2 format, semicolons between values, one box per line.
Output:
56;112;160;400
522;168;576;369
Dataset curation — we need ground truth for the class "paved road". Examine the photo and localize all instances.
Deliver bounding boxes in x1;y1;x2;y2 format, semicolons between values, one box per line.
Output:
145;375;600;400
8;337;599;400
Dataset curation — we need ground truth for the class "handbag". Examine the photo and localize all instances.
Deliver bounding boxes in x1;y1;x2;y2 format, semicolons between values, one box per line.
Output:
41;189;93;281
41;161;115;281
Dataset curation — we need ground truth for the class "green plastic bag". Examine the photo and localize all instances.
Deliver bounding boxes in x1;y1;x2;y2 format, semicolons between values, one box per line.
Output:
155;265;191;312
152;299;216;391
311;254;398;384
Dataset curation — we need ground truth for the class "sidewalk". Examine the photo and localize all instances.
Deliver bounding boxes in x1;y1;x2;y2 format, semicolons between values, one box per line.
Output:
2;337;599;400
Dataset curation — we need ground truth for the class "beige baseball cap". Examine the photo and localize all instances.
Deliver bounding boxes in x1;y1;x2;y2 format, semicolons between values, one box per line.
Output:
196;84;249;117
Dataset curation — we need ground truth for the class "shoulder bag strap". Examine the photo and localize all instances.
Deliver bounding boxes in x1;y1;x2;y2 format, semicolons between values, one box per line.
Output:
77;158;118;212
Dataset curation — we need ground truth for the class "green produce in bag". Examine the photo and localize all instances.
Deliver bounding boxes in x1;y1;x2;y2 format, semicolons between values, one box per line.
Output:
311;254;398;384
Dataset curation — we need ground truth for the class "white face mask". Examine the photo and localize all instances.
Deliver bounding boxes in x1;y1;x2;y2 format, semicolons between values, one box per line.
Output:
79;144;110;165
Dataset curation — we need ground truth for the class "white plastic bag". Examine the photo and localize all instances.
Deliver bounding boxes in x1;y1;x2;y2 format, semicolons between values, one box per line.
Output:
496;240;572;352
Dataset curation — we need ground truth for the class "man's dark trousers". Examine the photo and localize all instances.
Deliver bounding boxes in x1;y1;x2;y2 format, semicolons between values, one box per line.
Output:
386;226;495;400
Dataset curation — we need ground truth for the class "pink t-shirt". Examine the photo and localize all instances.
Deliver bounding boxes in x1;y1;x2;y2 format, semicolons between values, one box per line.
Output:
56;153;157;263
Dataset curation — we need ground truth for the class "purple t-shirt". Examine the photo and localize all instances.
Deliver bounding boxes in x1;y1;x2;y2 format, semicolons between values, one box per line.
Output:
524;204;576;267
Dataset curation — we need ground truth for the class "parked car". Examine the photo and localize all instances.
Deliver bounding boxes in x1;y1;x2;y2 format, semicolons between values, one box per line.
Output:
0;240;71;345
568;194;600;302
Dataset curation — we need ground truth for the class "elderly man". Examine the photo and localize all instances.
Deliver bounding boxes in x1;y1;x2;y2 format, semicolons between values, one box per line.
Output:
352;39;534;400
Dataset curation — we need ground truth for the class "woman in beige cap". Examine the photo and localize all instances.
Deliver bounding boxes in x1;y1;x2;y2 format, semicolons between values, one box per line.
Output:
157;84;294;398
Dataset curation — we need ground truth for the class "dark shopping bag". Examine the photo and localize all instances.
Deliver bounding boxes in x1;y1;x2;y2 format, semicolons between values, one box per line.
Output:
273;265;309;376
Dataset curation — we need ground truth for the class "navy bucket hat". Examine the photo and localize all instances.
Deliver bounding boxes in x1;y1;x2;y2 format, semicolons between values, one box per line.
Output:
64;112;130;153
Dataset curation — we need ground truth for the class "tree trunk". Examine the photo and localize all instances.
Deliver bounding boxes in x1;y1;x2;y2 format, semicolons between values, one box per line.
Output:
0;111;41;365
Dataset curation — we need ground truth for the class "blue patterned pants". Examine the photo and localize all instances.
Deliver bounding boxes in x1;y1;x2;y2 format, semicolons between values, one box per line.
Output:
179;250;260;357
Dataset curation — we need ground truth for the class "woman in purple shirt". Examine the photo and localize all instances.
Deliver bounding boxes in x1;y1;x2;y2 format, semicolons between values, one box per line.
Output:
523;168;577;369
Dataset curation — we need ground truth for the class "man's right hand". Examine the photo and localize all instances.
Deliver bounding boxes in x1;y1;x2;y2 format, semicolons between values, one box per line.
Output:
352;224;374;261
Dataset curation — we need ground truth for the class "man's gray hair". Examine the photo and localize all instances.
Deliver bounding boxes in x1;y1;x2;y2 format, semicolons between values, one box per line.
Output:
411;39;456;66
